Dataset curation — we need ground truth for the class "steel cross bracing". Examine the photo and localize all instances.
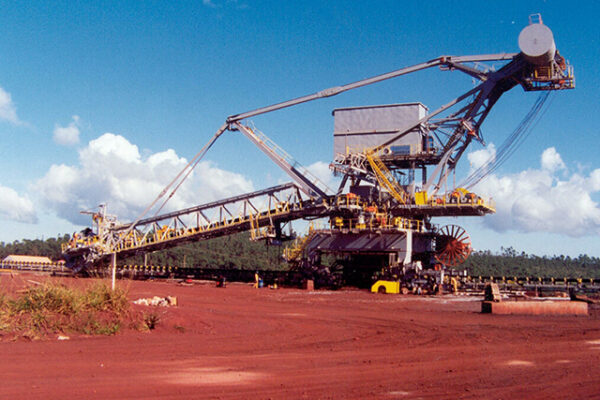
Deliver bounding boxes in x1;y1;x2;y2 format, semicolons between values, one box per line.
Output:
62;184;494;269
233;122;331;198
112;182;329;252
223;51;572;202
63;183;331;266
332;54;574;197
225;54;521;199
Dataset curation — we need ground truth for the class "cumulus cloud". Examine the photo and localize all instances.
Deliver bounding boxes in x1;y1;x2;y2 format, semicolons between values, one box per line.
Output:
36;133;254;225
469;147;600;237
590;169;600;192
306;161;338;193
0;86;20;124
53;115;81;146
0;185;37;223
540;147;566;172
468;143;496;170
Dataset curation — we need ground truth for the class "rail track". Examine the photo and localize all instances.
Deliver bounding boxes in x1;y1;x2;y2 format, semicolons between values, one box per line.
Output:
7;261;598;296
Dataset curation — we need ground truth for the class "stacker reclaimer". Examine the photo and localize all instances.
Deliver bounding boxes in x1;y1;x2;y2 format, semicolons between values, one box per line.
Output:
63;15;574;290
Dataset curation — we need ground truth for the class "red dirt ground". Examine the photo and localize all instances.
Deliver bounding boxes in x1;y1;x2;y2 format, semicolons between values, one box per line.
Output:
1;273;600;399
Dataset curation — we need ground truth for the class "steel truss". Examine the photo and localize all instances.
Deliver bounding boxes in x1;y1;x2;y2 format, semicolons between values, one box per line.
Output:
63;183;329;269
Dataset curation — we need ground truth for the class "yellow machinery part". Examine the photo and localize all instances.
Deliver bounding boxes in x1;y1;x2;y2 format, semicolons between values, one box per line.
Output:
371;280;400;294
365;151;408;205
414;191;428;205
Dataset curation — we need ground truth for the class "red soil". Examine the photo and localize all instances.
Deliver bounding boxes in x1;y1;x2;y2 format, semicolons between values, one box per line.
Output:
1;273;600;399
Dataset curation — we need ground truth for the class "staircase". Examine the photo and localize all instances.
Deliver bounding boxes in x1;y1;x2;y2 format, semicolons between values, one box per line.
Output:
365;151;408;205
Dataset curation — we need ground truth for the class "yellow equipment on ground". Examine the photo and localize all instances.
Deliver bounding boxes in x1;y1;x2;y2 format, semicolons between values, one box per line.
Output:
371;280;400;294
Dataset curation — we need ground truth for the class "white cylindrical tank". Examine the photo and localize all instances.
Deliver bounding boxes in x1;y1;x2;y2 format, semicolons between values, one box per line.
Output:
518;22;556;65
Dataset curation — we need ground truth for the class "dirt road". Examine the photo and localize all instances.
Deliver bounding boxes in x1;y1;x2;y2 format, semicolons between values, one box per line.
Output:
1;276;599;399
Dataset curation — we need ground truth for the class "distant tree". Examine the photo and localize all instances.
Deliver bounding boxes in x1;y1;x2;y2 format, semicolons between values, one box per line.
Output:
1;234;599;277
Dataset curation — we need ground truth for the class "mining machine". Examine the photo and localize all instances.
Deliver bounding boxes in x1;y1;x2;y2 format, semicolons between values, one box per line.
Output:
63;15;574;289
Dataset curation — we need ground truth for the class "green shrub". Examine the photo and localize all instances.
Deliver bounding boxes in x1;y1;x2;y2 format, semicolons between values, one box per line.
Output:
0;281;140;340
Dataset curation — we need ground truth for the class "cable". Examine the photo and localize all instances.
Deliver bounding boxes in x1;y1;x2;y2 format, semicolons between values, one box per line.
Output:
114;123;229;247
460;91;553;189
153;128;224;216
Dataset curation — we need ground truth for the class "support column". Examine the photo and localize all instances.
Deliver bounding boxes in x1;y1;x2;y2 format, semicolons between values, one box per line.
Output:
408;161;416;195
111;252;117;291
403;230;413;265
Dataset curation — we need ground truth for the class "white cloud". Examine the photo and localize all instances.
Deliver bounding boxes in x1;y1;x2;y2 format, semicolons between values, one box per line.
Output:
469;147;600;237
467;143;496;170
0;185;37;223
590;169;600;192
540;147;565;172
306;161;338;193
36;133;254;225
0;86;20;124
53;115;81;146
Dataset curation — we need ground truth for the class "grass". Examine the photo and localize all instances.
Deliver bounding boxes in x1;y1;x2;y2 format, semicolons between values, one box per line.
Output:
142;310;161;330
0;281;142;340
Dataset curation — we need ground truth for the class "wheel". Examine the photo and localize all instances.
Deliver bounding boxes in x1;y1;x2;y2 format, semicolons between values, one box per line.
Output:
435;224;472;267
377;285;387;294
310;263;344;289
329;261;345;288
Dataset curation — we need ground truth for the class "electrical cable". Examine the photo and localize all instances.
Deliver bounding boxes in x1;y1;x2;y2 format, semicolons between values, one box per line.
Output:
460;91;553;189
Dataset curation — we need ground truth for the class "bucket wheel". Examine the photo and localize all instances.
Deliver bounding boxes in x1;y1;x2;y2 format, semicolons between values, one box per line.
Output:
435;225;472;267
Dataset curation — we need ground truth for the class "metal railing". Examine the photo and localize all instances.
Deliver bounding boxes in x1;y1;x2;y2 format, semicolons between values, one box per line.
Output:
1;261;68;273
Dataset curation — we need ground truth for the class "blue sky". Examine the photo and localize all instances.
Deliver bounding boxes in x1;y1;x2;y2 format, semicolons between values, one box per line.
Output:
0;1;598;257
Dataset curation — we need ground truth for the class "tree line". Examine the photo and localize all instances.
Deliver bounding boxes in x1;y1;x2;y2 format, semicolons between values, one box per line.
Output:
1;235;599;278
461;247;600;278
0;233;284;271
0;235;71;262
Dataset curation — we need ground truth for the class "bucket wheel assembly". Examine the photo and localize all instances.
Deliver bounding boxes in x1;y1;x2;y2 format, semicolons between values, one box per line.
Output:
435;225;472;267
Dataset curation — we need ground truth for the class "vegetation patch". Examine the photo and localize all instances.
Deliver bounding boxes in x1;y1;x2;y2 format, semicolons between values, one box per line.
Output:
0;281;143;340
3;234;599;279
463;247;600;278
142;310;161;330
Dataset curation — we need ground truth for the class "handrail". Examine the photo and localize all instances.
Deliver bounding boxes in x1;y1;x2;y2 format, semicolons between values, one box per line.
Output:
365;151;408;205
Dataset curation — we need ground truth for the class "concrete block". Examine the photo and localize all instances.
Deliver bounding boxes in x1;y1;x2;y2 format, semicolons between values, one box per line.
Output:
305;279;314;291
482;300;588;316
